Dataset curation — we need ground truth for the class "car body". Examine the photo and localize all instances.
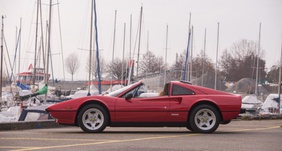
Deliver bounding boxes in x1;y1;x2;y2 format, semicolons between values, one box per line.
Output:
46;80;242;133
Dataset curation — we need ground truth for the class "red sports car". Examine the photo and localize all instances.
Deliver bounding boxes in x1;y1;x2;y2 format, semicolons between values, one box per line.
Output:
46;80;242;133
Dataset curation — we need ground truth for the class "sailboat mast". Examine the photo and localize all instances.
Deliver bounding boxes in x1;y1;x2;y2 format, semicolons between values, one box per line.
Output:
56;0;65;83
164;25;168;85
46;0;52;77
112;10;117;61
44;0;53;104
88;0;94;96
146;30;149;77
129;15;132;61
201;28;206;86
110;10;117;90
93;0;101;94
39;0;47;84
0;15;4;108
215;22;220;90
136;6;143;79
255;23;261;95
121;23;126;84
278;39;282;114
15;27;17;74
32;0;40;86
18;18;22;74
189;26;193;81
183;12;191;81
127;15;133;86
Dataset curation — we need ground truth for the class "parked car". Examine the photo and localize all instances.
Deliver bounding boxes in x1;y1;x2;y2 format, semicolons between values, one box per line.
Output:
46;80;242;133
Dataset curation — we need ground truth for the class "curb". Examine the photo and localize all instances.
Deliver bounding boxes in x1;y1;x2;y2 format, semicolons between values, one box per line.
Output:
238;114;282;120
0;120;66;131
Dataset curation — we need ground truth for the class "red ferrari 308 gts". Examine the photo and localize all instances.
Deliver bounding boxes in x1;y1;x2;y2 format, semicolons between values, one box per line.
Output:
46;80;242;133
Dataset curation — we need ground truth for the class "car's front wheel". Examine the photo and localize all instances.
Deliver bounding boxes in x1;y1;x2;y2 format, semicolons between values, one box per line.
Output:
189;104;220;133
78;104;108;133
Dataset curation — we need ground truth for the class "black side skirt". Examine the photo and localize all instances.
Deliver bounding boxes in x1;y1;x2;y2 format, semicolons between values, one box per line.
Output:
110;122;187;127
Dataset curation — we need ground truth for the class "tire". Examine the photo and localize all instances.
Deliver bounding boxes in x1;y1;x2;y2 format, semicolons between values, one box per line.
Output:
221;120;231;125
78;104;109;133
186;124;194;132
189;104;220;133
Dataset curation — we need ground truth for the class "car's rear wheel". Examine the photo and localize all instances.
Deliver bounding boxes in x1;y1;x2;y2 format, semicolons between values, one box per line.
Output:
189;104;220;133
78;104;108;133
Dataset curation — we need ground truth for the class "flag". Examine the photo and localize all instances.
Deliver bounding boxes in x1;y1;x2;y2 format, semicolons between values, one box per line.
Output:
128;60;134;67
28;64;33;70
38;84;48;95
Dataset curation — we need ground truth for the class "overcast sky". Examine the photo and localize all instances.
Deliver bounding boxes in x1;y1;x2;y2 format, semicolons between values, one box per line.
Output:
1;0;282;81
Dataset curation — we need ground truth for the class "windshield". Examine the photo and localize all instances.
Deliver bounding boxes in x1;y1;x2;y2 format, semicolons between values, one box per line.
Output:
106;82;137;97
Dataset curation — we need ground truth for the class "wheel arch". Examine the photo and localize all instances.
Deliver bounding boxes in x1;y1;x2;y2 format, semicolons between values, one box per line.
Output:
74;100;111;126
188;100;223;122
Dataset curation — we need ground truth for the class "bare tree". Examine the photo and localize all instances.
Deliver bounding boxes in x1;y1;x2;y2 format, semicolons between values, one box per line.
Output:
170;51;185;79
65;53;80;81
171;50;214;80
192;50;215;78
219;49;233;81
219;39;266;82
266;65;280;83
138;50;165;75
86;55;106;80
106;58;127;80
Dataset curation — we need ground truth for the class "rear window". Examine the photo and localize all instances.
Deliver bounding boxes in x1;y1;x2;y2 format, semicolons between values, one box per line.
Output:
172;84;195;95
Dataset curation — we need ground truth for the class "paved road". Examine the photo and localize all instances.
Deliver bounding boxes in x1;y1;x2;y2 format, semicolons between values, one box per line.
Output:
0;120;281;151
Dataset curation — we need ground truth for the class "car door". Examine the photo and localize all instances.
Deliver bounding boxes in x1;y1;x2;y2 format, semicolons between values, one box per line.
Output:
164;84;195;122
114;85;170;122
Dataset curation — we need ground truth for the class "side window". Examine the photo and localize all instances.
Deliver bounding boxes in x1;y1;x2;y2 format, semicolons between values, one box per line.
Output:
122;87;138;98
172;85;195;95
121;84;144;98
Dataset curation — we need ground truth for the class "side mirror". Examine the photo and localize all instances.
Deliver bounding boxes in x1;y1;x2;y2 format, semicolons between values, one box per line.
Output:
125;93;133;100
